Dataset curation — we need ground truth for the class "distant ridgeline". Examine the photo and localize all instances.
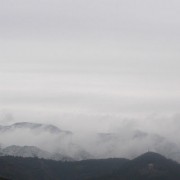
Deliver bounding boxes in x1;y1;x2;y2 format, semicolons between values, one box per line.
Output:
0;152;180;180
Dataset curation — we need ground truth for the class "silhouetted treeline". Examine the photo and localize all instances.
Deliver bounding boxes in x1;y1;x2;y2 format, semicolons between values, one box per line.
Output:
0;152;180;180
0;156;127;180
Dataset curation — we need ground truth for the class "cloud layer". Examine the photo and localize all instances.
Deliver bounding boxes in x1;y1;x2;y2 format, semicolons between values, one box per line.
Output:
0;0;180;161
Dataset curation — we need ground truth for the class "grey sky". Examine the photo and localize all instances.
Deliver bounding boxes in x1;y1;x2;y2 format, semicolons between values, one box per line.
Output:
0;0;180;125
1;0;180;160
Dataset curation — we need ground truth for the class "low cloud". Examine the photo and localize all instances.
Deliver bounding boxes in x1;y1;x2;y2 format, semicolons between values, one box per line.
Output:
0;111;180;161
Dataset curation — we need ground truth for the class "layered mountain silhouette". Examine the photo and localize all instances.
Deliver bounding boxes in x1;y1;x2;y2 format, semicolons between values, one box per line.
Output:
0;122;93;161
0;145;73;161
1;122;180;162
0;152;179;180
0;122;71;134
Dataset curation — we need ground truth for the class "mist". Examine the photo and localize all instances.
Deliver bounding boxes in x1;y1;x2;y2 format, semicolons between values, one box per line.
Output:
0;111;180;161
0;0;180;161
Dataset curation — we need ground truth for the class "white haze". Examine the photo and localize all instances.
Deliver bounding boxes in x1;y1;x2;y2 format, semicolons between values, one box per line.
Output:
0;112;180;161
0;0;180;160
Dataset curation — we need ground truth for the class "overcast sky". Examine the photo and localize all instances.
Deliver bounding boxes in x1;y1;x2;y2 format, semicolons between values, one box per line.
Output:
0;0;180;130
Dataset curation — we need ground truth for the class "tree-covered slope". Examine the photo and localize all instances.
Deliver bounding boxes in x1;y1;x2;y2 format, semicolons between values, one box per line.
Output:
0;156;128;180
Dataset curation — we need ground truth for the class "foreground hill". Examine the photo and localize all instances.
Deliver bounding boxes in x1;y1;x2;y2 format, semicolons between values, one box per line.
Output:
95;152;180;180
0;152;179;180
0;177;10;180
0;156;128;180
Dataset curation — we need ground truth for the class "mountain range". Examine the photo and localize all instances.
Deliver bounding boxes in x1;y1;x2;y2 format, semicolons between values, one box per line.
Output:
0;122;71;135
0;152;179;180
0;121;180;163
0;145;73;161
0;122;92;161
94;152;180;180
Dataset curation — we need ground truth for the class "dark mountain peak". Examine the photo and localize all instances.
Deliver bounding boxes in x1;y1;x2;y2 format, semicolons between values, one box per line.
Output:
94;152;180;180
134;151;166;162
130;151;173;170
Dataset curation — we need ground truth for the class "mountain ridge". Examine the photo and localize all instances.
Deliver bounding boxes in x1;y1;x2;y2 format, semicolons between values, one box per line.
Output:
0;122;72;134
0;152;179;180
0;145;73;161
94;152;180;180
